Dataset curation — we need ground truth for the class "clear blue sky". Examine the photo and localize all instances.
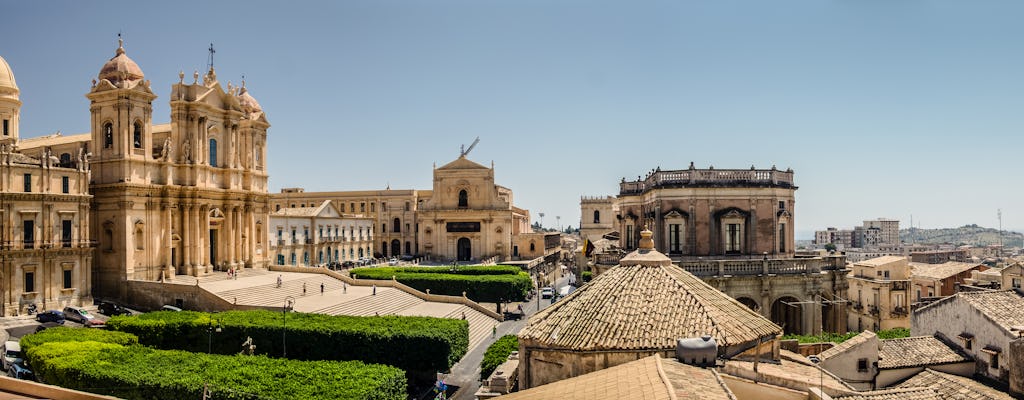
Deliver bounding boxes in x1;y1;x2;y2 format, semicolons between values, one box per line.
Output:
4;1;1024;238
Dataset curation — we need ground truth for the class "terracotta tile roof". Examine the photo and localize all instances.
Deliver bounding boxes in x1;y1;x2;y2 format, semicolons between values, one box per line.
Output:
835;388;941;400
895;369;1013;400
878;336;971;369
857;256;908;267
500;355;735;400
722;350;853;393
819;331;877;361
957;290;1024;333
518;259;782;353
910;261;983;280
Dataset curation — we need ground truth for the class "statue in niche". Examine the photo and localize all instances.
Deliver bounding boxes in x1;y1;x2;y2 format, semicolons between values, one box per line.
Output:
161;137;172;161
182;138;192;163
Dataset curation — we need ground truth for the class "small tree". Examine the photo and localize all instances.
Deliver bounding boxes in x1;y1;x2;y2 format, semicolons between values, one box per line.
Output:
824;243;836;252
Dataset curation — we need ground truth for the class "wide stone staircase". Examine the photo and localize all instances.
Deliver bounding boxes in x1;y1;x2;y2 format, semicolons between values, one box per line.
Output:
203;271;500;351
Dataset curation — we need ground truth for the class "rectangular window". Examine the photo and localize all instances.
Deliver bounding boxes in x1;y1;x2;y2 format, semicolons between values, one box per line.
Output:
626;225;634;249
23;220;34;247
2;119;8;136
856;358;868;372
62;220;72;247
1014;278;1021;289
24;272;34;293
779;201;785;210
360;203;365;212
370;203;375;212
350;203;355;213
62;176;69;194
779;223;786;252
726;223;741;253
23;173;30;192
63;269;72;289
277;229;282;240
991;353;999;369
669;224;682;253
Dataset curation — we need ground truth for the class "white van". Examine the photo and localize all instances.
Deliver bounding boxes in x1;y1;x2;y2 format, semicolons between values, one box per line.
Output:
2;341;21;371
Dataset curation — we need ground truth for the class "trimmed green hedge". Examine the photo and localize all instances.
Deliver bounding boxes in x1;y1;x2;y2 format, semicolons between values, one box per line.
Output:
782;327;911;344
22;328;405;400
351;266;532;302
480;335;519;380
106;310;469;373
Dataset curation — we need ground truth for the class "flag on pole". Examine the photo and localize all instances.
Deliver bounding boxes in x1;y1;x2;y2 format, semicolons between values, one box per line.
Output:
583;238;595;257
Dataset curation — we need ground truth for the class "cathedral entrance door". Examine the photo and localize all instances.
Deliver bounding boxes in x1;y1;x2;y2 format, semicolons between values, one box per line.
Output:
210;230;218;269
391;240;401;257
457;238;471;261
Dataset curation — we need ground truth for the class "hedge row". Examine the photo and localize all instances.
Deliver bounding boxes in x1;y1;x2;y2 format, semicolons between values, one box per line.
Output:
350;266;533;302
354;265;524;276
22;327;405;400
781;327;911;344
480;335;519;380
106;310;469;372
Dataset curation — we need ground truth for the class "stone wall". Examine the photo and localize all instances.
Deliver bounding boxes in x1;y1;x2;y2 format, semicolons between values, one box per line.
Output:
912;297;1013;382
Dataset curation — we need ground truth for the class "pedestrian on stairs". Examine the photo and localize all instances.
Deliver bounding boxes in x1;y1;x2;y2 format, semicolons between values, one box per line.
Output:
372;285;377;296
492;324;497;338
320;282;324;295
303;282;307;296
343;282;347;294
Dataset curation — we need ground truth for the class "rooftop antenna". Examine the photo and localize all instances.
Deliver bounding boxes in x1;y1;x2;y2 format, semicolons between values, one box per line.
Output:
460;136;480;158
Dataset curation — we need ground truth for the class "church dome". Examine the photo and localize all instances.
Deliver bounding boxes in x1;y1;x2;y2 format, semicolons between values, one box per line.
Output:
98;39;144;85
237;85;262;114
0;55;18;94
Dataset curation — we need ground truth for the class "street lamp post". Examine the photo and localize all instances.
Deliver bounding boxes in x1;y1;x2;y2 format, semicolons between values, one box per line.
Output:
207;320;221;354
283;296;295;358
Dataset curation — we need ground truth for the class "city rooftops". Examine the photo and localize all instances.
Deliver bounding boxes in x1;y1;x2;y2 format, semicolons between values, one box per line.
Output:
910;261;983;281
894;369;1012;400
917;290;1024;335
878;336;971;369
499;354;736;400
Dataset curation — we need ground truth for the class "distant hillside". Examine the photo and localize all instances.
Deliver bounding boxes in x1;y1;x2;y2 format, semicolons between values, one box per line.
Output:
900;224;1023;247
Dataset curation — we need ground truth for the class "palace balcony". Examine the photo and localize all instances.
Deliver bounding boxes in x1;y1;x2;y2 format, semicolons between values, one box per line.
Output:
620;167;795;195
674;255;846;278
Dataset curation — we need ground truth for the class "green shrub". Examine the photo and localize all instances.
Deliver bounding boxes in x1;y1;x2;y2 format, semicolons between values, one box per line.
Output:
581;271;593;282
20;326;138;354
106;310;468;373
351;266;532;302
480;335;518;380
24;338;406;400
781;327;911;344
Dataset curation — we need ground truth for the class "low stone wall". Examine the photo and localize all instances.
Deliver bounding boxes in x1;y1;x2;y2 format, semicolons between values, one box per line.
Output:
268;265;503;320
0;375;118;400
124;280;274;312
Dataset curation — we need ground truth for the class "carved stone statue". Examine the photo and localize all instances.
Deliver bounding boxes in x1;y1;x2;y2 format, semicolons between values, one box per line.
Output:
161;137;172;161
182;138;192;163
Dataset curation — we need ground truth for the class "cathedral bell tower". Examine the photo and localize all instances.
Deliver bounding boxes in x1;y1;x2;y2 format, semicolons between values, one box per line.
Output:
86;38;156;185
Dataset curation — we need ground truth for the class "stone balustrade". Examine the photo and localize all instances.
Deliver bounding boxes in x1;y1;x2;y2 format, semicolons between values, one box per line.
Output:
677;256;845;278
620;167;795;194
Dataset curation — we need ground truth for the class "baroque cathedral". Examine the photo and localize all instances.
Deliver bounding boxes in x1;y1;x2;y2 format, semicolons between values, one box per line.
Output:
1;38;271;310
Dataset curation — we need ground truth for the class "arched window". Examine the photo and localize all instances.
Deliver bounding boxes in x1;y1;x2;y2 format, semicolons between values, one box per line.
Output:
209;139;218;167
593;210;601;224
357;248;363;258
529;242;536;252
458;190;468;208
393;218;401;233
133;121;142;149
59;153;71;168
103;123;113;148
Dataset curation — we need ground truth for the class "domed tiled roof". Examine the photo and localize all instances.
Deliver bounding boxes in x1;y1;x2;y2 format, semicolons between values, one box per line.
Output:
237;85;262;114
98;39;144;85
0;55;18;94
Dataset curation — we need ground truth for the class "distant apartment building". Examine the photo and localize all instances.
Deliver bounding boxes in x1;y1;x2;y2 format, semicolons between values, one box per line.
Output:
847;256;911;332
269;200;373;267
814;218;900;249
910;261;987;301
910;248;971;264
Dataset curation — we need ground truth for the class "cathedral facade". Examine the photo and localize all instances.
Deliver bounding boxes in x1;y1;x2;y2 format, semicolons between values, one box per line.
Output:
15;40;271;302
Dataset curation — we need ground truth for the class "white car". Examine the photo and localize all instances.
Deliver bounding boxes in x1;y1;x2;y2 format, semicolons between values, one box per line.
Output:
540;287;554;299
388;258;399;266
2;341;21;372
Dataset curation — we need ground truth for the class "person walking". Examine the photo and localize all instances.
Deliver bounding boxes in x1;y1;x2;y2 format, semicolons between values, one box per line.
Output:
372;284;377;295
276;275;282;288
343;282;347;294
303;282;307;296
492;324;497;338
320;282;324;295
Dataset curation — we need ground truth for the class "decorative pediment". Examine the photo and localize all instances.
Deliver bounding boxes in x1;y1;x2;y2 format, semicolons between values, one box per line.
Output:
664;210;685;219
777;210;792;219
722;209;745;219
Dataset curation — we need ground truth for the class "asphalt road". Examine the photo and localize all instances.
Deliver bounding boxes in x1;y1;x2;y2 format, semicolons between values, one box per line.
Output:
447;272;575;400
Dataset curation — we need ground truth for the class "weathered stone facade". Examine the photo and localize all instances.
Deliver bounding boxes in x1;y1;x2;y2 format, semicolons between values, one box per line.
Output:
0;55;93;316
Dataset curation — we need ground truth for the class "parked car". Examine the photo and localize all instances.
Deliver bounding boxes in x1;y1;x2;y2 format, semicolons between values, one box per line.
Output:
388;257;399;266
2;341;21;371
8;361;34;381
98;301;132;317
400;254;416;261
341;261;355;268
35;322;63;333
35;310;65;324
540;287;554;299
63;306;103;327
161;305;183;312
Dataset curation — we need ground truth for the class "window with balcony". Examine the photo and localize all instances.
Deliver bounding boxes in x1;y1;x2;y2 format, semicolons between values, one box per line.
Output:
23;220;33;248
726;223;741;253
62;220;72;247
209;139;218;167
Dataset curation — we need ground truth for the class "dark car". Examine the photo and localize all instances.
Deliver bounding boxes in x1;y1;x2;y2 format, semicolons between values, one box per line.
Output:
35;322;63;333
8;361;34;381
341;261;355;268
98;301;132;317
400;254;416;261
35;310;65;324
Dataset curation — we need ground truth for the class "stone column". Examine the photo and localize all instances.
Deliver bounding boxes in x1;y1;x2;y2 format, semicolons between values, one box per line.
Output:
199;205;208;273
246;207;255;268
183;205;192;275
163;203;172;278
226;206;236;268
